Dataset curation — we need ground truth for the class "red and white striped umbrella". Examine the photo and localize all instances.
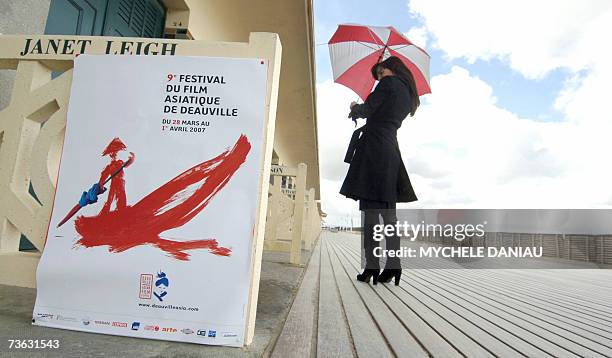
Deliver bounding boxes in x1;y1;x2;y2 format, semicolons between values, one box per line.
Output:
328;24;431;101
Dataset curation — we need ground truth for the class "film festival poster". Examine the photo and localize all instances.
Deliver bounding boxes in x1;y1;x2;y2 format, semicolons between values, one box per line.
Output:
33;54;270;347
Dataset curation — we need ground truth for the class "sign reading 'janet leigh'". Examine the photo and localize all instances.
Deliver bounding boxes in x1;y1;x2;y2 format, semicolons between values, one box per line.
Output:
33;55;269;347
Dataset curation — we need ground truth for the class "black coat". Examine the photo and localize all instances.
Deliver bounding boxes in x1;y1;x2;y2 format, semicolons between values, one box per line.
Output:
340;75;418;203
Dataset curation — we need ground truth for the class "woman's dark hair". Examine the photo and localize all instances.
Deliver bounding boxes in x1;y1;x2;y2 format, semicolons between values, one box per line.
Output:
370;56;420;116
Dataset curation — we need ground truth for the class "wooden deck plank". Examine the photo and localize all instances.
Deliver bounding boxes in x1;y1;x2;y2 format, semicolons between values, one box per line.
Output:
324;238;394;358
374;283;463;358
507;269;612;293
327;238;495;358
408;270;612;357
420;268;612;343
335;242;525;358
552;270;612;290
270;240;321;358
317;236;355;358
339;235;612;357
341;235;612;324
435;270;612;337
424;268;612;320
329;243;429;357
467;269;612;314
400;268;608;356
274;232;612;358
396;240;612;307
401;270;580;358
330;244;463;358
472;270;612;315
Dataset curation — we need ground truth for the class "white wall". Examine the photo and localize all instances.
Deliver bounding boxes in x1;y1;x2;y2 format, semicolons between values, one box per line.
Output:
0;0;51;110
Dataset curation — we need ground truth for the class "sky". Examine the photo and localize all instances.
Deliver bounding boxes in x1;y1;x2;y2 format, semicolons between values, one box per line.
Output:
314;0;612;227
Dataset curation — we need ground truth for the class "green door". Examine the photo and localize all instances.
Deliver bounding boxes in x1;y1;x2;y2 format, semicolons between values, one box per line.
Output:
45;0;165;37
45;0;109;36
103;0;166;37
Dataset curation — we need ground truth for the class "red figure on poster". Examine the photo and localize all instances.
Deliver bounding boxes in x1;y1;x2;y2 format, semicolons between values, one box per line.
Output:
70;135;252;261
98;138;135;214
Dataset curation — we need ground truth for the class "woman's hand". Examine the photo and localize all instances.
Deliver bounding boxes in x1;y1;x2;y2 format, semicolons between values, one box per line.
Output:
349;101;360;124
348;102;359;126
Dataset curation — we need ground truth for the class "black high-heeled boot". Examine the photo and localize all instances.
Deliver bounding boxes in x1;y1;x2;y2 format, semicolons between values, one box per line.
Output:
378;269;402;285
356;269;380;285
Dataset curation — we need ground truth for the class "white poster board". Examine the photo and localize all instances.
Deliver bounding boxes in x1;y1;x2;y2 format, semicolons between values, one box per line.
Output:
33;55;268;347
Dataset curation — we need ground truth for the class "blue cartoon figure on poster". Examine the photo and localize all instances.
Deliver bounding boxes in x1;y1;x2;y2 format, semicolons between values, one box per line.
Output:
154;271;169;302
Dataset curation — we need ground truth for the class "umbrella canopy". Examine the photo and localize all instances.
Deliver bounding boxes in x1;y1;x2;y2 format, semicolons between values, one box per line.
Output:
328;24;431;101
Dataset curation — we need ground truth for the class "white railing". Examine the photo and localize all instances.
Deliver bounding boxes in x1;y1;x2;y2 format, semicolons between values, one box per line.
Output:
266;163;322;264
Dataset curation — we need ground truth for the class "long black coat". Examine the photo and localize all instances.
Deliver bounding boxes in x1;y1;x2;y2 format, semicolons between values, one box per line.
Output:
340;75;418;203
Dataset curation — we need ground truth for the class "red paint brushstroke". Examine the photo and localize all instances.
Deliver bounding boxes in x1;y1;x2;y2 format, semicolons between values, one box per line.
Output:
102;137;127;156
73;135;251;261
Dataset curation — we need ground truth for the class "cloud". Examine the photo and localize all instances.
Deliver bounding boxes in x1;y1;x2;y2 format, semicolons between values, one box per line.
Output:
316;80;362;182
319;177;361;225
408;0;612;79
397;66;564;207
404;0;612;209
404;26;428;49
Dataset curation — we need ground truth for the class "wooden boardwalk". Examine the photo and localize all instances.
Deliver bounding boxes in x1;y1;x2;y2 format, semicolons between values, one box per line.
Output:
270;231;612;358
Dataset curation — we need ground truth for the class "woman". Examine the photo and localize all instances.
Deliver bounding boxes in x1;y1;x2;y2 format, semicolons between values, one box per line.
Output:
340;56;419;285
